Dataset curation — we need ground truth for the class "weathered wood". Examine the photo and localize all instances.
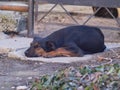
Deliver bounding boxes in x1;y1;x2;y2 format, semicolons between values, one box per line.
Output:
0;2;28;12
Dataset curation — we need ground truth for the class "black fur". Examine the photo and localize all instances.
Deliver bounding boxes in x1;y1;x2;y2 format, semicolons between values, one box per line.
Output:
25;25;106;57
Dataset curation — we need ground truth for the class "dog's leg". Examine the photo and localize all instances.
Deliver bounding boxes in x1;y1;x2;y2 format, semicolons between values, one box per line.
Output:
42;43;84;58
42;47;77;58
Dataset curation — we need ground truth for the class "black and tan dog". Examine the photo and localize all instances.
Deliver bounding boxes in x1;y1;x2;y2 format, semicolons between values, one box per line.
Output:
25;25;106;57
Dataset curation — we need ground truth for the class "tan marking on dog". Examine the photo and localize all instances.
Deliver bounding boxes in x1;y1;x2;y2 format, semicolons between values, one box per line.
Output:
42;48;78;57
35;48;47;57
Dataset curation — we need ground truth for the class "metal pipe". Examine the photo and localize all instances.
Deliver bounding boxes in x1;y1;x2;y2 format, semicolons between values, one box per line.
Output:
28;0;34;37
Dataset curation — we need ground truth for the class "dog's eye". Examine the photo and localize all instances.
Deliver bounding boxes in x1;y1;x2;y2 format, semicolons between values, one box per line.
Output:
34;44;39;48
30;43;33;46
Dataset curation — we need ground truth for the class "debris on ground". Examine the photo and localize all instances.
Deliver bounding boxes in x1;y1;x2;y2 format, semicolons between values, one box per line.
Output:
31;61;120;90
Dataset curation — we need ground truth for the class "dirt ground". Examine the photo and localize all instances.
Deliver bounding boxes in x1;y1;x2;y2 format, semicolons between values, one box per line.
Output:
0;6;120;90
0;47;120;90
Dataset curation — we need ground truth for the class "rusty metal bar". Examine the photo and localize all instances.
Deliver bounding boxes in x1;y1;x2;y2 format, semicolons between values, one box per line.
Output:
37;0;79;24
38;3;57;22
0;2;28;12
35;1;39;21
105;8;120;27
59;2;79;24
28;0;34;37
83;7;101;25
34;0;120;8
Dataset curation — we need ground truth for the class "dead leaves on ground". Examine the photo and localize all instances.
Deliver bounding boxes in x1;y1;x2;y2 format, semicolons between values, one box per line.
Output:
31;60;120;90
30;56;120;90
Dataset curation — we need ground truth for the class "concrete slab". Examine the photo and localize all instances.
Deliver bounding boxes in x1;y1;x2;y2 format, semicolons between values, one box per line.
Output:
0;36;120;63
8;42;120;63
0;32;9;40
105;43;120;49
0;37;32;54
8;48;93;63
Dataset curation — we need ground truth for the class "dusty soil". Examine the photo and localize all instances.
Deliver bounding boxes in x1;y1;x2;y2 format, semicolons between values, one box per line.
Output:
0;6;120;90
0;47;120;90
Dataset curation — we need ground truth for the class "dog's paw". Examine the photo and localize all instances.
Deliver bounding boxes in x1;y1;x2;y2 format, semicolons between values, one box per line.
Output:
42;54;53;58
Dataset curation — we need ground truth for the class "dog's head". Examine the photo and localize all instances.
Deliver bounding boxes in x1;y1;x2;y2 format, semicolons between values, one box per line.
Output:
24;37;56;57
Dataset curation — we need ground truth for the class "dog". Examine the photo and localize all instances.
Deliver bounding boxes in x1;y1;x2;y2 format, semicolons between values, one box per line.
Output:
25;25;106;57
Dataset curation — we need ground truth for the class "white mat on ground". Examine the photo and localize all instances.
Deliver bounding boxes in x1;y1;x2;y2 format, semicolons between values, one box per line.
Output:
0;37;32;53
8;48;93;63
8;42;120;63
0;32;9;40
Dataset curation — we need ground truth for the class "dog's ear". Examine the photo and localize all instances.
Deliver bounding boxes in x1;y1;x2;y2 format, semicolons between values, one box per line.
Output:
46;41;56;51
33;36;42;41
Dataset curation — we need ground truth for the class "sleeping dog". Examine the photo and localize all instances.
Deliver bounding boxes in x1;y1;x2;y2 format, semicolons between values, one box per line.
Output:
25;25;106;57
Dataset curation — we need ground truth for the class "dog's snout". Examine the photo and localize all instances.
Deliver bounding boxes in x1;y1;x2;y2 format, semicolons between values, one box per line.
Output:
24;50;29;56
24;49;39;57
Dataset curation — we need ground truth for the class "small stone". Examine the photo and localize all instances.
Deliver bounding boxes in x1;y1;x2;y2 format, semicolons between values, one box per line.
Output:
27;77;32;80
1;86;5;89
77;86;84;90
16;85;28;90
16;77;22;80
11;86;15;89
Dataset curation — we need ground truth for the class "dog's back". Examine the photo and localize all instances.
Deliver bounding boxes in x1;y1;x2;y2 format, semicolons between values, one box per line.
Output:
44;25;106;54
25;25;106;57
